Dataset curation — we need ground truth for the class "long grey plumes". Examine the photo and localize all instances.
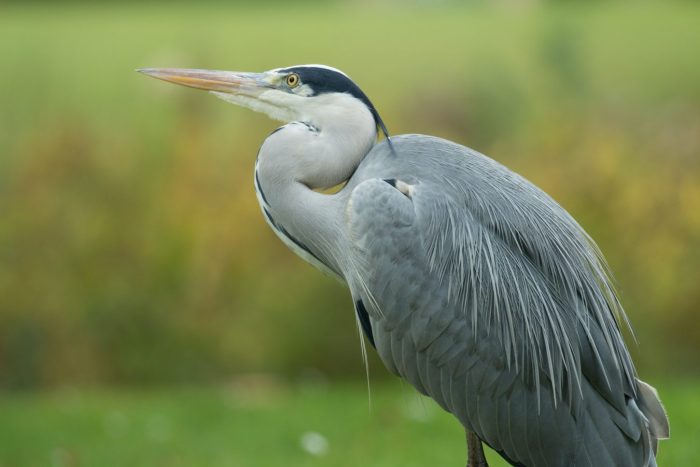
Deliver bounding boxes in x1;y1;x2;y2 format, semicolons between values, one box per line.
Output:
143;62;667;465
258;128;667;464
363;135;637;407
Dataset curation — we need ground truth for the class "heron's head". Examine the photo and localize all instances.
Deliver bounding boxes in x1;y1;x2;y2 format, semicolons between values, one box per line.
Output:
138;64;389;140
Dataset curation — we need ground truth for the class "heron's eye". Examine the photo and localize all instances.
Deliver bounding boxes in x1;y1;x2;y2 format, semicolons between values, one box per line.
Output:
286;73;300;88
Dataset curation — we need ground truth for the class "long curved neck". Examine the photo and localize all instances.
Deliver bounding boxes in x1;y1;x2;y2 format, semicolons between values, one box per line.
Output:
254;95;377;275
261;93;377;189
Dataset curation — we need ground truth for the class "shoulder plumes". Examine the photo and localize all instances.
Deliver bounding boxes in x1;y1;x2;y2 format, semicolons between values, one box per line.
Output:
411;138;636;407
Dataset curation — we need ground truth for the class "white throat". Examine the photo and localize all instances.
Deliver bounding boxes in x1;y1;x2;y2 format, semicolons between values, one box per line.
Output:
255;92;377;189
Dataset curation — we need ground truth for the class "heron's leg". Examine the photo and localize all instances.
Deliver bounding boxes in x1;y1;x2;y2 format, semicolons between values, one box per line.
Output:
466;431;489;467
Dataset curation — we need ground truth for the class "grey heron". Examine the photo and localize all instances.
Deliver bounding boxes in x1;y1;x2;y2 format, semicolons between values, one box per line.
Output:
138;64;669;466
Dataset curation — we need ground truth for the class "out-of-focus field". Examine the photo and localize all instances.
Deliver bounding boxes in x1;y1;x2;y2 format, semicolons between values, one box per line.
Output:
0;2;699;465
1;2;698;388
0;380;696;466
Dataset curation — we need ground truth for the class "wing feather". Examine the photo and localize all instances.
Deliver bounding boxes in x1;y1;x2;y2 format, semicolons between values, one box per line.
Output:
341;135;662;465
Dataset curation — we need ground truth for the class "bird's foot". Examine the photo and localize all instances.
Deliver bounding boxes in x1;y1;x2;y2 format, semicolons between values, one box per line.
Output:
467;431;489;467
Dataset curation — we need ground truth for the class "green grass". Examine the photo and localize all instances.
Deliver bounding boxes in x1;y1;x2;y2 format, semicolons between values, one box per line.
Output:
0;380;696;466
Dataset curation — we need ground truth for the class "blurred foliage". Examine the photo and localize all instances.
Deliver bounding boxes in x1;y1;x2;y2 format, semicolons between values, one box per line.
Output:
0;2;699;389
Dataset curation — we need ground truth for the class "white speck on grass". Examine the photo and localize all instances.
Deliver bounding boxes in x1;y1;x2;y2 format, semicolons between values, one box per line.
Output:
103;410;129;438
145;414;172;443
50;447;76;467
400;394;436;422
300;431;329;456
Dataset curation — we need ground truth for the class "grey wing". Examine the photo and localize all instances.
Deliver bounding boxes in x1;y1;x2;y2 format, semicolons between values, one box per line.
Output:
342;137;666;466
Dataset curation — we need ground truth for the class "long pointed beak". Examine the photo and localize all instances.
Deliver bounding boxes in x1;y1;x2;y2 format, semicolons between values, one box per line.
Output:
137;68;270;95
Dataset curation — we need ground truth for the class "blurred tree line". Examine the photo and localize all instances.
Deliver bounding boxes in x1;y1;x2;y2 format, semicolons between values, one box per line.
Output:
0;2;698;389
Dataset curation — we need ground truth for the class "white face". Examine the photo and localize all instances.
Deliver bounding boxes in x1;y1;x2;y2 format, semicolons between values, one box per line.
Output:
212;86;302;122
138;65;381;134
212;67;371;130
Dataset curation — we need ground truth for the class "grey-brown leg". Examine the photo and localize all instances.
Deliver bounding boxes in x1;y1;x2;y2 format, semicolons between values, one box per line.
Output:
467;431;489;467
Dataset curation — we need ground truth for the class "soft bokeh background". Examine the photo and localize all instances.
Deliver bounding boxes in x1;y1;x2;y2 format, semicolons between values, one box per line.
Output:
1;1;698;465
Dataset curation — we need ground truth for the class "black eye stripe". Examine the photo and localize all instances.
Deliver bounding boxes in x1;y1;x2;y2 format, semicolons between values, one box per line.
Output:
278;66;385;131
280;67;357;97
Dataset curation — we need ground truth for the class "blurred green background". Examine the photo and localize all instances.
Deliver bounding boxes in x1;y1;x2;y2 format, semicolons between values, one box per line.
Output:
1;1;699;465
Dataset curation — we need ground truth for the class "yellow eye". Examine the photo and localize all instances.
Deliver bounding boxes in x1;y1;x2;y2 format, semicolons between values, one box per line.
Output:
286;73;300;88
